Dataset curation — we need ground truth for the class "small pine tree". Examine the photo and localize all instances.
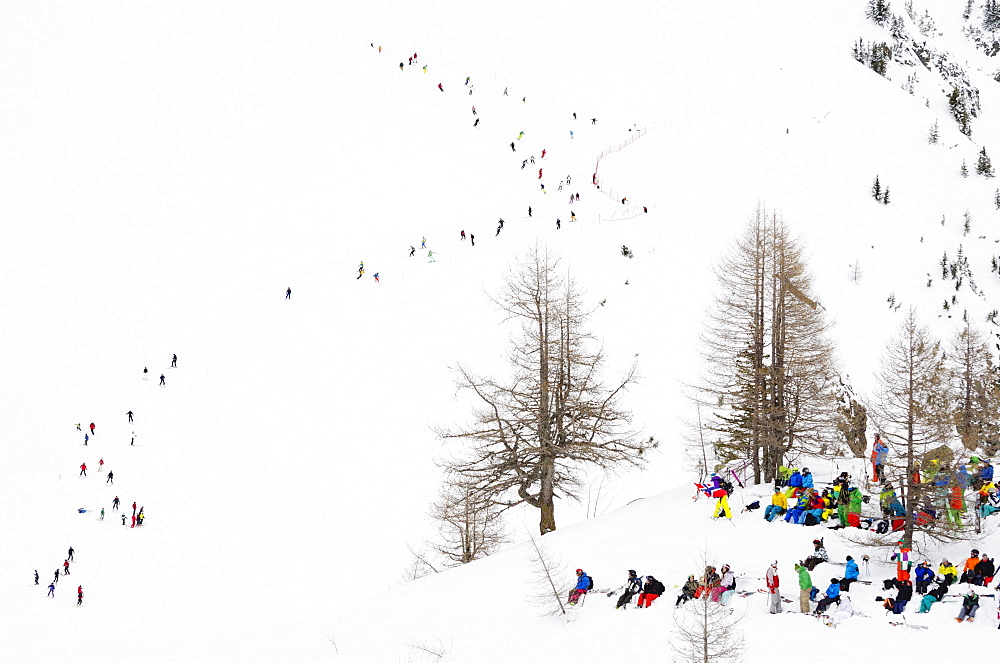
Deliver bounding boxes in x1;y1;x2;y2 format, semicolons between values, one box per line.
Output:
928;120;940;144
965;0;974;21
883;186;891;204
866;0;892;26
964;209;973;236
872;175;883;201
994;188;1000;210
961;159;969;178
976;147;996;178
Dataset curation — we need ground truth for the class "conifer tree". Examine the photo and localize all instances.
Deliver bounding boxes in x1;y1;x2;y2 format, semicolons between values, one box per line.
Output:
961;159;969;178
976;147;995;177
928;120;940;144
872;176;883;201
947;321;1000;452
883;186;891;205
994;188;1000;210
866;0;892;26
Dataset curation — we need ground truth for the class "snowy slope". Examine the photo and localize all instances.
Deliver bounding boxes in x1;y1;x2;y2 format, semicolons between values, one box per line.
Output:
3;0;1000;661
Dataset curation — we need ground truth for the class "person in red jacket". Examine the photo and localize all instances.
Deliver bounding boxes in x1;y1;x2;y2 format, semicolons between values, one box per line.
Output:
89;422;95;435
63;560;70;575
79;463;87;477
636;575;665;608
766;561;782;613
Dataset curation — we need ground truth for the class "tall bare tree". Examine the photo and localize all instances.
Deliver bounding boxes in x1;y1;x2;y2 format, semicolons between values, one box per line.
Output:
437;246;653;535
867;308;955;547
697;206;839;483
946;318;1000;452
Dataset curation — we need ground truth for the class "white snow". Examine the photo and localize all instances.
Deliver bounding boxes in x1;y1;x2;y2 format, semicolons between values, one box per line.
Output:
3;0;1000;660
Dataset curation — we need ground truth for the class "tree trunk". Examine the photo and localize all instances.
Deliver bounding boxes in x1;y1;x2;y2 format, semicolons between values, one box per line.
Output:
538;458;556;535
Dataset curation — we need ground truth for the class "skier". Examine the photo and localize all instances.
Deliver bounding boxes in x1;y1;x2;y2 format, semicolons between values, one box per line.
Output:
84;433;88;445
34;570;39;585
409;246;416;257
127;410;133;423
540;184;545;193
591;117;597;124
286;287;291;299
132;502;137;516
538;168;543;179
75;423;81;431
621;197;627;205
521;160;527;170
528;206;532;217
510;142;515;152
98;458;103;472
437;83;443;92
159;374;165;386
469;234;475;246
517;131;524;140
67;547;74;562
556;218;561;230
766;561;782;613
573;112;577;120
541;149;546;158
131;515;136;528
112;496;120;510
121;515;126;526
357;263;365;279
473;118;479;127
568;569;591;605
422;65;427;73
172;354;177;367
47;583;55;598
427;250;436;262
90;422;95;435
106;470;114;485
636;576;665;608
460;230;466;241
77;586;83;606
373;273;379;283
570;211;576;222
613;570;643;609
871;434;888;482
100;507;104;520
471;106;476;116
399;62;404;70
498;218;504;230
503;87;508;95
63;560;70;575
143;368;148;380
569;130;574;139
131;431;135;446
79;463;87;477
464;76;470;86
421;237;426;249
530;156;535;164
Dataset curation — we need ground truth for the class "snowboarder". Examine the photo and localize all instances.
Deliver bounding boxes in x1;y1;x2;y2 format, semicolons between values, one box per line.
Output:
465;76;470;86
127;410;133;423
79;463;87;477
75;423;81;431
100;507;104;520
422;65;427;73
34;570;39;585
357;263;365;279
517;131;524;140
541;149;546;158
503;87;508;95
521;160;527;170
159;374;165;387
409;246;416;257
106;470;114;485
766;562;782;613
112;496;119;510
568;569;591;605
399;62;404;70
471;106;476;115
286;287;291;299
795;563;812;613
47;583;55;598
67;547;74;562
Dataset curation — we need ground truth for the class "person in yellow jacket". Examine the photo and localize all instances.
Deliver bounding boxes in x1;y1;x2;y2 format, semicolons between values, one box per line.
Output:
939;559;957;586
764;487;787;521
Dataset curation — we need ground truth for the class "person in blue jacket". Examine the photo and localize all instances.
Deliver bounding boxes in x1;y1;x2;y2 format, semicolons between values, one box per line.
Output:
814;578;841;614
840;556;860;592
568;569;592;605
957;464;971;489
787;469;803;490
785;489;812;524
800;468;815;490
976;460;994;490
914;561;934;594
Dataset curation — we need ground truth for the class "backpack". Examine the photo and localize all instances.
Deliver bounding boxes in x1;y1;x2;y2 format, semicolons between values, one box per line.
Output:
585;575;594;591
810;587;819;601
721;479;735;493
804;513;819;526
875;520;890;534
744;500;761;511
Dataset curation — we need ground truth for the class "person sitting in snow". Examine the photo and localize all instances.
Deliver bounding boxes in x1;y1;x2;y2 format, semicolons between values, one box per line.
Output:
960;550;981;585
956;589;980;622
980;488;1000;519
840;556;860;592
939;558;958;586
917;580;948;612
784;488;813;524
568;569;592;605
712;564;736;604
914;560;934;594
763;486;787;522
612;570;643;609
636;575;665;608
975;554;995;586
676;574;698;607
699;565;721;598
800;467;815;490
802;538;829;571
814;578;841;614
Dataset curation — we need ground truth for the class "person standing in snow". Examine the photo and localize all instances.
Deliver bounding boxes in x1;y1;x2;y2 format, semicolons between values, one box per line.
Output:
63;560;70;575
766;562;782;613
121;515;127;526
112;496;120;510
77;586;83;606
538;168;543;179
373;273;379;283
421;237;426;249
67;547;74;562
469;234;475;246
84;433;88;446
98;458;103;472
427;250;436;262
106;470;114;485
34;570;39;585
286;287;291;299
79;463;87;477
871;434;888;482
47;583;55;598
159;374;166;387
127;410;134;423
90;422;96;436
171;354;177;368
100;507;105;520
795;562;812;614
460;230;466;241
527;206;532;217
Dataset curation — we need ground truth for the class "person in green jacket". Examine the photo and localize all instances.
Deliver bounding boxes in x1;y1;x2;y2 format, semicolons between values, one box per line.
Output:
795;563;813;614
848;487;864;527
